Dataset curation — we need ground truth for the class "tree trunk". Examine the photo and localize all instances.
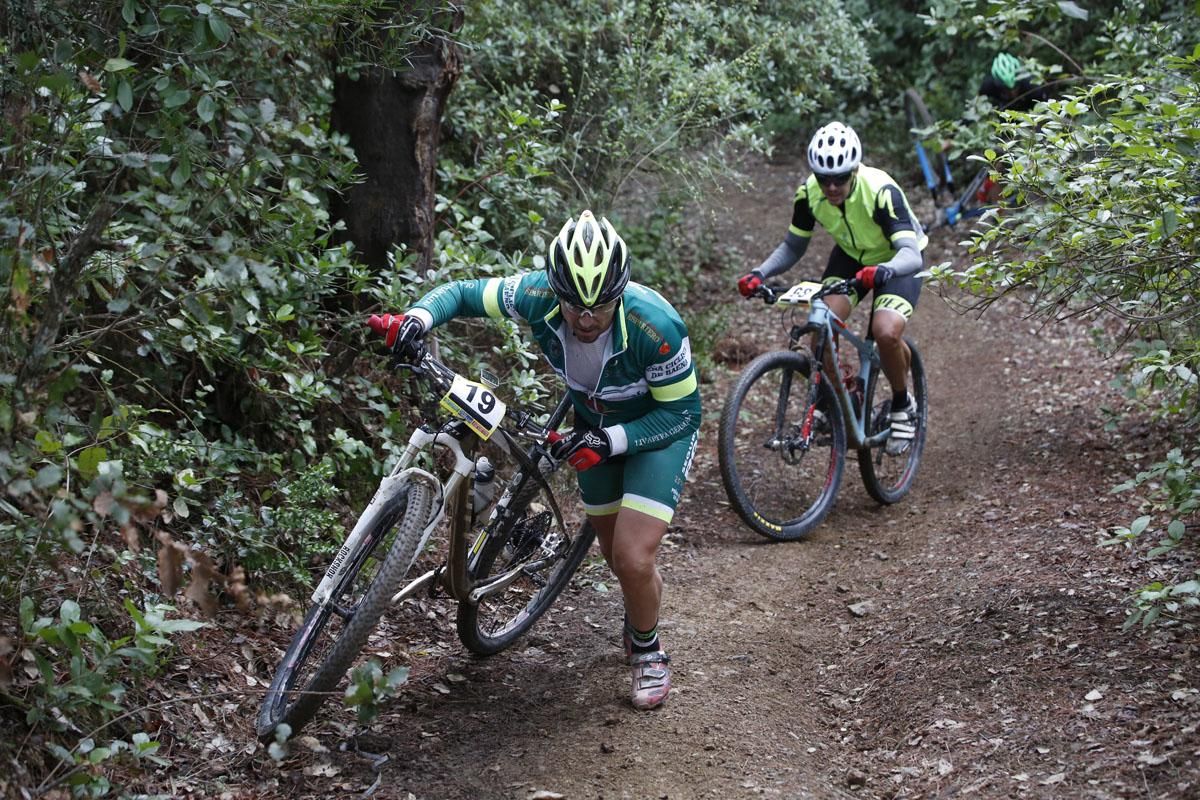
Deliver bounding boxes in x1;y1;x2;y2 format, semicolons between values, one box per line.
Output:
330;7;464;273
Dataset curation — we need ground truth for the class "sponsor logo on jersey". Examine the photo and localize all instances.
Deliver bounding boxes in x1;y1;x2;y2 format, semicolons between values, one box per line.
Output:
626;310;663;344
645;337;692;382
492;274;526;318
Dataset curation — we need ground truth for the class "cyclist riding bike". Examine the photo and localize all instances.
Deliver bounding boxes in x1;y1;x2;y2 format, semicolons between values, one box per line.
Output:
383;210;701;710
737;121;926;456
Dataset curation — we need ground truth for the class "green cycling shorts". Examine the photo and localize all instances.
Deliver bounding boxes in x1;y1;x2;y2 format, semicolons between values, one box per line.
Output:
575;430;699;524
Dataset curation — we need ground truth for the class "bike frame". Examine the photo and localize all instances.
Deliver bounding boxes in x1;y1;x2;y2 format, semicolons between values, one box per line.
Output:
793;296;893;451
309;375;574;614
906;88;993;231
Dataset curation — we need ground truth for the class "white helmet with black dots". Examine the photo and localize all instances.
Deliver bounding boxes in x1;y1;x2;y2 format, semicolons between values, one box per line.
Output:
807;121;862;175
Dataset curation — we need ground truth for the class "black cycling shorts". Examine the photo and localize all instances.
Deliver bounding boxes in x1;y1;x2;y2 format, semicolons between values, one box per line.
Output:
823;245;922;320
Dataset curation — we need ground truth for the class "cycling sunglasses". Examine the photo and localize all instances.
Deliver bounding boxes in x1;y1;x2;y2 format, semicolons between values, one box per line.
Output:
559;296;620;319
815;170;855;187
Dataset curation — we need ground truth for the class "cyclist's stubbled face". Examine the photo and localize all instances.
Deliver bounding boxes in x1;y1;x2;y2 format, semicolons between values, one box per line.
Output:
818;172;855;206
559;299;618;343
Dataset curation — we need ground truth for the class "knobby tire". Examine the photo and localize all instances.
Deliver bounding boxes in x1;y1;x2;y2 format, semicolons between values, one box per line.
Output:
718;350;846;541
857;339;928;504
256;481;435;742
456;504;595;655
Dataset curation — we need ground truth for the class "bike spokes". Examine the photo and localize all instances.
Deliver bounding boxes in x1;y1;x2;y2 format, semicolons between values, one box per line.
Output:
718;351;846;541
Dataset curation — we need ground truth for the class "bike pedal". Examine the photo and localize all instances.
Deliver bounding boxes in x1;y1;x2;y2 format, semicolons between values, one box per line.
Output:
429;565;447;598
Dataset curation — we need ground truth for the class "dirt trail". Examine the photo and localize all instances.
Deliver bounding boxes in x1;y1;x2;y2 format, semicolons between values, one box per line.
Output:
248;156;1200;800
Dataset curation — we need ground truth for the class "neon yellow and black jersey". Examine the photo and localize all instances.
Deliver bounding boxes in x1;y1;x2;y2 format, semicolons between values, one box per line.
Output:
408;271;701;456
790;165;928;267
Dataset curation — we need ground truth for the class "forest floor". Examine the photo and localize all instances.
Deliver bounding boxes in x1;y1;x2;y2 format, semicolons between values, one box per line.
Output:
35;154;1200;800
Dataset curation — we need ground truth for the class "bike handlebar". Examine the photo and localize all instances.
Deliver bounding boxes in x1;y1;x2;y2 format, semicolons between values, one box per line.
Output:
365;314;557;439
753;277;860;305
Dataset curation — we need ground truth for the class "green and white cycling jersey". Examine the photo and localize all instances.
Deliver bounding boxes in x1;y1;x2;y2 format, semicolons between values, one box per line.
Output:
408;271;701;457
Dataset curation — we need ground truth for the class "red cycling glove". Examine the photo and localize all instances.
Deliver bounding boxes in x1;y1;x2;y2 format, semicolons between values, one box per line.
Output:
737;272;764;298
367;313;426;354
855;265;893;291
549;427;612;472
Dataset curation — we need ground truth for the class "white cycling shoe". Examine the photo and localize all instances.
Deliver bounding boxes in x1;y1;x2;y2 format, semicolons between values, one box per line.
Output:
886;394;918;456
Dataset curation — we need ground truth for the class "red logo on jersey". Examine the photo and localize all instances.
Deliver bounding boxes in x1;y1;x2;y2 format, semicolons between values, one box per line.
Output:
659;342;671;355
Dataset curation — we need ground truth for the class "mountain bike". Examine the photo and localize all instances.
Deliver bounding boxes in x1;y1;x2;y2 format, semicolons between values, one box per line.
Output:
256;317;595;741
718;278;928;541
904;87;993;232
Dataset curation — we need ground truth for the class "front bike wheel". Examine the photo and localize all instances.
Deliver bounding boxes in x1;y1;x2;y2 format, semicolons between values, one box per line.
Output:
456;491;596;656
858;339;928;504
718;350;846;541
256;481;435;742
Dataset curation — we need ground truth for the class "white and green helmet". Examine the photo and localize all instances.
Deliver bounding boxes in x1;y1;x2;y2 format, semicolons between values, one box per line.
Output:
991;52;1020;89
547;210;631;307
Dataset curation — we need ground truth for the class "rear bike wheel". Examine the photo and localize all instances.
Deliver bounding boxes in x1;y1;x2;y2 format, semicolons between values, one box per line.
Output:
904;88;950;202
858;339;928;504
456;485;596;655
718;350;846;541
256;481;435;742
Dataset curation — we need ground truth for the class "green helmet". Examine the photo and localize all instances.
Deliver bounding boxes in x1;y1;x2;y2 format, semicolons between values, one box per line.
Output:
991;52;1020;89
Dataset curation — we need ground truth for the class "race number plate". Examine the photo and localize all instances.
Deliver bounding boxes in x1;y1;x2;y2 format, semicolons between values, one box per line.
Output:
440;374;507;440
778;281;822;305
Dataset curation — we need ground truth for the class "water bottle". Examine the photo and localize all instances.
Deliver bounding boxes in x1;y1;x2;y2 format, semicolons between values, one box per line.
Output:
471;456;497;515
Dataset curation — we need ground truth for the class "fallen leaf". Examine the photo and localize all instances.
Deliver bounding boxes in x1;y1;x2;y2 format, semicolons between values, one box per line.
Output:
157;537;184;596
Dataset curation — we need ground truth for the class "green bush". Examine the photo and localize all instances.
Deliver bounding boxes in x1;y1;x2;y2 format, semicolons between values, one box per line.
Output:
935;11;1200;625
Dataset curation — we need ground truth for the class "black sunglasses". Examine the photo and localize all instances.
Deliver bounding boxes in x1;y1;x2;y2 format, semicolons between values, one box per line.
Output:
560;296;620;319
815;170;854;187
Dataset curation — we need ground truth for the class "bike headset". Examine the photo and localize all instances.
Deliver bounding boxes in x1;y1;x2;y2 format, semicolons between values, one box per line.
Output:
546;210;631;310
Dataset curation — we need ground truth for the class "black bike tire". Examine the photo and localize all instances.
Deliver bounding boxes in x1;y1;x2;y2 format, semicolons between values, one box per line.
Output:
904;88;949;194
456;518;596;656
255;481;434;742
718;349;846;541
857;339;928;504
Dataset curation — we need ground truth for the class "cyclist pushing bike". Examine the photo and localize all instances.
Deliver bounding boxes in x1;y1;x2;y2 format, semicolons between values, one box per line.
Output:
737;121;926;456
383;210;701;710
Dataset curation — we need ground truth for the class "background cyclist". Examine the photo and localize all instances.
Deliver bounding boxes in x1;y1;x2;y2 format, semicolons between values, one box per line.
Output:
975;51;1054;203
737;122;926;455
980;51;1051;113
383;210;701;711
